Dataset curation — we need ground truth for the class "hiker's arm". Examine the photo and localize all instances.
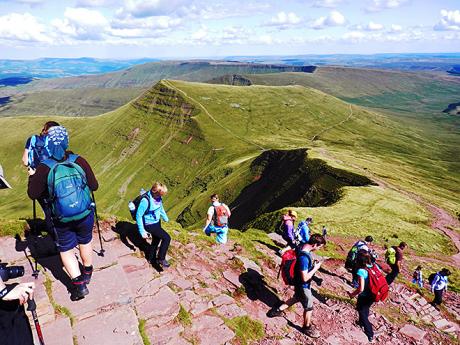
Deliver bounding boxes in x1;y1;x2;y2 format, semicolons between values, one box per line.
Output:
136;198;148;238
22;149;29;167
0;281;35;305
27;165;48;199
301;261;321;282
160;204;169;222
224;204;231;217
76;157;98;191
348;276;365;299
204;210;213;229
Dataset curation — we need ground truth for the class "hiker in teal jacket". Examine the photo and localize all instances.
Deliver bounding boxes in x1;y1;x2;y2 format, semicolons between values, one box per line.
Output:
136;182;171;269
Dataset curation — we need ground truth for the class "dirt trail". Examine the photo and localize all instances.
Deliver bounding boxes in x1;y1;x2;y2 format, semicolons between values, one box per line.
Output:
318;147;460;268
311;104;354;142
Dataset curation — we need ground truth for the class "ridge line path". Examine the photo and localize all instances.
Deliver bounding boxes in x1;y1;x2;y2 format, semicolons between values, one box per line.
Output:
310;104;354;142
162;80;267;152
318;147;460;268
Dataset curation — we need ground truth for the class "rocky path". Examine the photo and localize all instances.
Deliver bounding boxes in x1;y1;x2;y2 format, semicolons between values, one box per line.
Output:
0;224;458;345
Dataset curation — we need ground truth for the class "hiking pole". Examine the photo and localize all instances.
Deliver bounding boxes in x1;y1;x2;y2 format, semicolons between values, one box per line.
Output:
27;296;45;345
32;200;39;279
91;191;105;257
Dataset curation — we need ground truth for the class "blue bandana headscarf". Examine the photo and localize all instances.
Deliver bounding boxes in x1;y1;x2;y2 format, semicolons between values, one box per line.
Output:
46;126;69;160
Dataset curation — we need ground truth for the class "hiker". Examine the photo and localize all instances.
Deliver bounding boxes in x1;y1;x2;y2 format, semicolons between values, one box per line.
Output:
1;179;35;344
279;210;298;255
203;194;231;244
385;242;407;285
348;251;387;343
296;216;313;244
0;164;12;189
322;226;327;239
22;121;60;233
267;234;326;338
430;268;451;309
412;265;423;289
345;236;374;287
28;126;98;301
136;182;171;268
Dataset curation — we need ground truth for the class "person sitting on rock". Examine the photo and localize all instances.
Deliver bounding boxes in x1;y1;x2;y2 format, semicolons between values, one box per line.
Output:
136;182;171;269
267;234;326;339
279;209;297;255
348;251;379;343
203;194;231;244
430;268;451;310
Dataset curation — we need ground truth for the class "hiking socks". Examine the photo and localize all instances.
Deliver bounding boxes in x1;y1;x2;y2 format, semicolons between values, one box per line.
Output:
83;265;93;284
70;275;89;301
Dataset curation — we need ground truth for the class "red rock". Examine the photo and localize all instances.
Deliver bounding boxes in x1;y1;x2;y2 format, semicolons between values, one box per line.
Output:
191;315;234;345
222;270;241;287
40;317;73;345
212;294;235;307
190;302;210;316
216;304;247;319
433;318;450;330
146;322;185;345
135;286;180;325
174;277;194;290
74;306;143;345
399;324;426;341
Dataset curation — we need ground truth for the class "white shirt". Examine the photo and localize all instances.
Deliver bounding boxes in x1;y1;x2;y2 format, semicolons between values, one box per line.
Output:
207;201;230;217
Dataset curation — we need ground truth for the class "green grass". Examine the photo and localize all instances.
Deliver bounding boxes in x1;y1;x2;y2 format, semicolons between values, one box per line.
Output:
224;316;264;345
43;273;75;326
138;319;151;345
175;304;192;328
0;79;457;261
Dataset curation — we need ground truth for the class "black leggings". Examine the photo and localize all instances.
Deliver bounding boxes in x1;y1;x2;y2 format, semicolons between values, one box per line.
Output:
357;295;374;339
145;223;171;261
433;289;444;305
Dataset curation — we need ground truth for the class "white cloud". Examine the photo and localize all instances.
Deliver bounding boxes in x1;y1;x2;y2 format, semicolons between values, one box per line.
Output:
265;11;301;29
365;0;408;12
191;26;208;41
75;0;120;7
311;10;346;29
0;12;51;42
313;0;343;8
389;24;402;32
7;0;44;5
434;9;460;31
116;0;190;19
365;21;384;31
52;7;109;40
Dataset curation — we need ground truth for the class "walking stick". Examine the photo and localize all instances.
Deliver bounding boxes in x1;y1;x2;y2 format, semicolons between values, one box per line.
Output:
32;200;39;279
27;297;45;345
91;191;105;257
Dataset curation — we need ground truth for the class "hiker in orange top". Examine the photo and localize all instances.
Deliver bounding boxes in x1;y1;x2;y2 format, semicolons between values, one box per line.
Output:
203;194;231;244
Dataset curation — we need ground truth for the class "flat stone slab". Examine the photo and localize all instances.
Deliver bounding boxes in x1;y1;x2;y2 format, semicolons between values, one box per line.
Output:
0;236;28;263
53;264;132;320
211;294;235;307
222;270;241;288
433;318;450;330
75;306;143;345
146;322;186;345
235;255;262;275
267;233;286;246
136;286;180;325
39;317;73;345
216;303;247;319
191;315;235;345
400;324;426;341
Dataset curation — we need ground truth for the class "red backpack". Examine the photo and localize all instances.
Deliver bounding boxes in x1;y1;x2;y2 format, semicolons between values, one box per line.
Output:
366;265;389;302
213;205;229;227
280;250;309;286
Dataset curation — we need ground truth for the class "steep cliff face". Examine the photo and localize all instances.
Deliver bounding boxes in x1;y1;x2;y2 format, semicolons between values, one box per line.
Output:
228;149;374;229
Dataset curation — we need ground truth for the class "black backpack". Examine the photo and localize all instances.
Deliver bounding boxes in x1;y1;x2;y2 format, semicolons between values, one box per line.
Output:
129;192;150;220
428;273;437;285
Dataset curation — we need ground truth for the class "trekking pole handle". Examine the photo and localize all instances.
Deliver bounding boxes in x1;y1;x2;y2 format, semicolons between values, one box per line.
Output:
27;296;36;311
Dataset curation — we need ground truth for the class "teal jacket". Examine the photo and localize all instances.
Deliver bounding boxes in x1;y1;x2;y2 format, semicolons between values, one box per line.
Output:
136;191;169;236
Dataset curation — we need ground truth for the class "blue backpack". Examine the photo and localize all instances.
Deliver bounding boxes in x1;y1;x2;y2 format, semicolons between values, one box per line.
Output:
28;135;50;169
43;154;92;223
296;221;310;244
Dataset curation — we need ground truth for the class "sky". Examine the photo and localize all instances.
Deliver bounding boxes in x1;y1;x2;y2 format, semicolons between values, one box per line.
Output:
0;0;459;59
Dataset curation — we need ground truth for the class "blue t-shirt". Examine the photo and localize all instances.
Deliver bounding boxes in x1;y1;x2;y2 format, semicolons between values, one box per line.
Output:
296;251;313;289
357;265;373;296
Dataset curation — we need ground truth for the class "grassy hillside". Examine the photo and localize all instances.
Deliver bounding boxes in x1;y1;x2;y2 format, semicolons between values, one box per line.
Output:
247;66;460;116
0;80;457;258
0;88;144;117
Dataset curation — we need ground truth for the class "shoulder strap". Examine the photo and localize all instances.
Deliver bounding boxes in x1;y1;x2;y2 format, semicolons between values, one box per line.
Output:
67;154;79;163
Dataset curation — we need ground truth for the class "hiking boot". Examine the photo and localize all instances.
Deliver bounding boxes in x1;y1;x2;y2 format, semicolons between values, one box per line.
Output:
204;227;211;236
158;259;170;269
266;307;283;318
70;275;89;301
368;336;375;343
302;325;320;338
82;265;93;284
